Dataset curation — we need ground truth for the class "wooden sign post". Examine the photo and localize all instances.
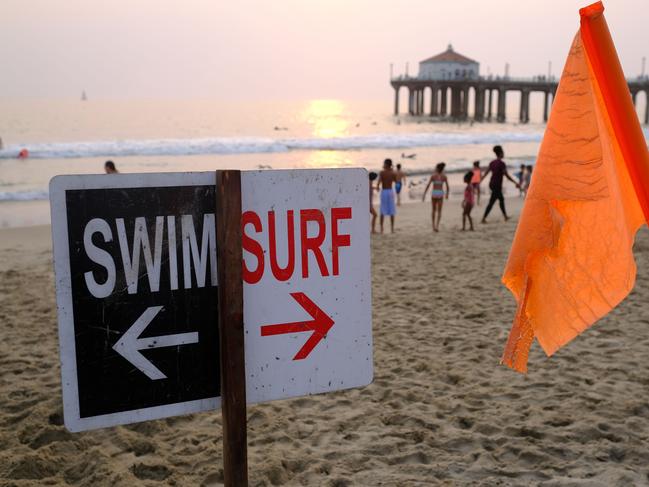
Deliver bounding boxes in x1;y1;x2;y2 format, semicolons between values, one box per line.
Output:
215;170;248;487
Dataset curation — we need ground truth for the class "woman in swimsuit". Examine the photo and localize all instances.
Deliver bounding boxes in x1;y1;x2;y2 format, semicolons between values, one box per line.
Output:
422;162;449;232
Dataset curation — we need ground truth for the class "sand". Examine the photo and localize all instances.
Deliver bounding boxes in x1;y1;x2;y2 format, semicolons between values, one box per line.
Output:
2;196;649;486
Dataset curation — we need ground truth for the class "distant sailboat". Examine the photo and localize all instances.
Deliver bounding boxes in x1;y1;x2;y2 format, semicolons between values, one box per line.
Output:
81;90;87;101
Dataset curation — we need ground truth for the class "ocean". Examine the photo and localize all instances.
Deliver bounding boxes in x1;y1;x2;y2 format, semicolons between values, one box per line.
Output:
1;97;646;228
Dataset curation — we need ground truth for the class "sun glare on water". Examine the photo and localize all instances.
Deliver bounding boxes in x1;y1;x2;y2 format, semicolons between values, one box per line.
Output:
301;100;354;168
304;99;350;139
303;150;353;169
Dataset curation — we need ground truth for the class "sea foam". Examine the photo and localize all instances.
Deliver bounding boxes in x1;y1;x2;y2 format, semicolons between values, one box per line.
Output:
0;190;50;202
0;132;546;160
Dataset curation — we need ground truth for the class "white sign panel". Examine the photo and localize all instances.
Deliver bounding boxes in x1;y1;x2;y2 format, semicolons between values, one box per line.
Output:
242;169;373;402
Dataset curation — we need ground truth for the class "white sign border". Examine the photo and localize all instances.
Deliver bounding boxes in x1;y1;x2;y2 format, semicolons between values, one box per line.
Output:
50;172;221;432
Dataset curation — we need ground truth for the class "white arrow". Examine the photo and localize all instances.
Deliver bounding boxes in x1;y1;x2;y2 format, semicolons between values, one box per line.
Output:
112;305;199;380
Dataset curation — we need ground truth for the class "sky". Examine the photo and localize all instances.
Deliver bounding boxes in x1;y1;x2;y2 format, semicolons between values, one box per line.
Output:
1;0;647;100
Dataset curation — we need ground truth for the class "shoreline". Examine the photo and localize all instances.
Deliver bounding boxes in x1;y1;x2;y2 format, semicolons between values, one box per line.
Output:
0;175;527;229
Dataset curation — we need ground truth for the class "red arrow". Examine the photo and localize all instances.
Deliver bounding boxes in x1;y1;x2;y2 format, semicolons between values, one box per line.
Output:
260;292;334;360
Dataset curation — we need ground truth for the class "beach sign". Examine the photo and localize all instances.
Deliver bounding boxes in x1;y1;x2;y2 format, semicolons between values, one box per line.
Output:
241;169;372;404
49;169;372;433
50;173;221;432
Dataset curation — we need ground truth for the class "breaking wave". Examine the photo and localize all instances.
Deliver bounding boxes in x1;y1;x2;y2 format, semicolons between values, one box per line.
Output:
0;131;546;160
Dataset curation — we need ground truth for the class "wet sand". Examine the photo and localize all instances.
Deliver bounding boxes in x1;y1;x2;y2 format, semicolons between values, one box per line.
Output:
2;196;649;486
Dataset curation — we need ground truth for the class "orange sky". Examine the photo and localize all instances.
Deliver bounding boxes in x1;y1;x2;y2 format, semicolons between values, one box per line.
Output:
1;0;647;100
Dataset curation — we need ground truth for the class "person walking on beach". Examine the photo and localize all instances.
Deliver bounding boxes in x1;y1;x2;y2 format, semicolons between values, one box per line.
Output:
480;145;519;223
422;162;449;232
471;160;481;205
104;160;119;174
395;163;407;206
462;171;475;231
369;171;378;233
516;163;526;197
378;159;397;233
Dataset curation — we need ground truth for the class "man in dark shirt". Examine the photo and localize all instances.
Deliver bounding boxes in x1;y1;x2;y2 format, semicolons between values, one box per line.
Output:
480;145;519;223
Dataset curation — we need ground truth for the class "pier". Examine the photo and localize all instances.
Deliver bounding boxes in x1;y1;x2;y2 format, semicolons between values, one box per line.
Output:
390;76;649;124
390;44;649;124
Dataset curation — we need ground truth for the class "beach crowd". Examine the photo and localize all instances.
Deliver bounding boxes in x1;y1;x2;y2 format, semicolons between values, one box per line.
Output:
369;145;533;234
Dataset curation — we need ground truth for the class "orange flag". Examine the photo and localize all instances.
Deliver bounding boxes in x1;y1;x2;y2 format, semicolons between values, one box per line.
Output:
501;1;649;373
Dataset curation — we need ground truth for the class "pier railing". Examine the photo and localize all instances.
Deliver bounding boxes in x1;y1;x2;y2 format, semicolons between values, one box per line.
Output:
390;75;558;83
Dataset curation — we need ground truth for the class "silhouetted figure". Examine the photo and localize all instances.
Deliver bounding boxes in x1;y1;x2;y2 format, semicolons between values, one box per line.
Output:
395;163;407;206
369;172;378;233
104;160;118;174
481;146;520;223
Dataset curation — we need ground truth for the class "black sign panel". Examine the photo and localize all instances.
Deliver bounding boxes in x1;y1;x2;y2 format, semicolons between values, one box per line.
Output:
50;174;220;432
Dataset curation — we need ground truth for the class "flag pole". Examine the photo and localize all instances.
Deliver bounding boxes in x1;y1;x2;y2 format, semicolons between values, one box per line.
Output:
580;1;649;222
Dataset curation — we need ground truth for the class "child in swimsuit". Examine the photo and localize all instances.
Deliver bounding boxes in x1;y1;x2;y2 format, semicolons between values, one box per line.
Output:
422;162;449;232
395;163;406;206
471;160;481;206
522;164;533;197
462;170;475;231
516;163;526;197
